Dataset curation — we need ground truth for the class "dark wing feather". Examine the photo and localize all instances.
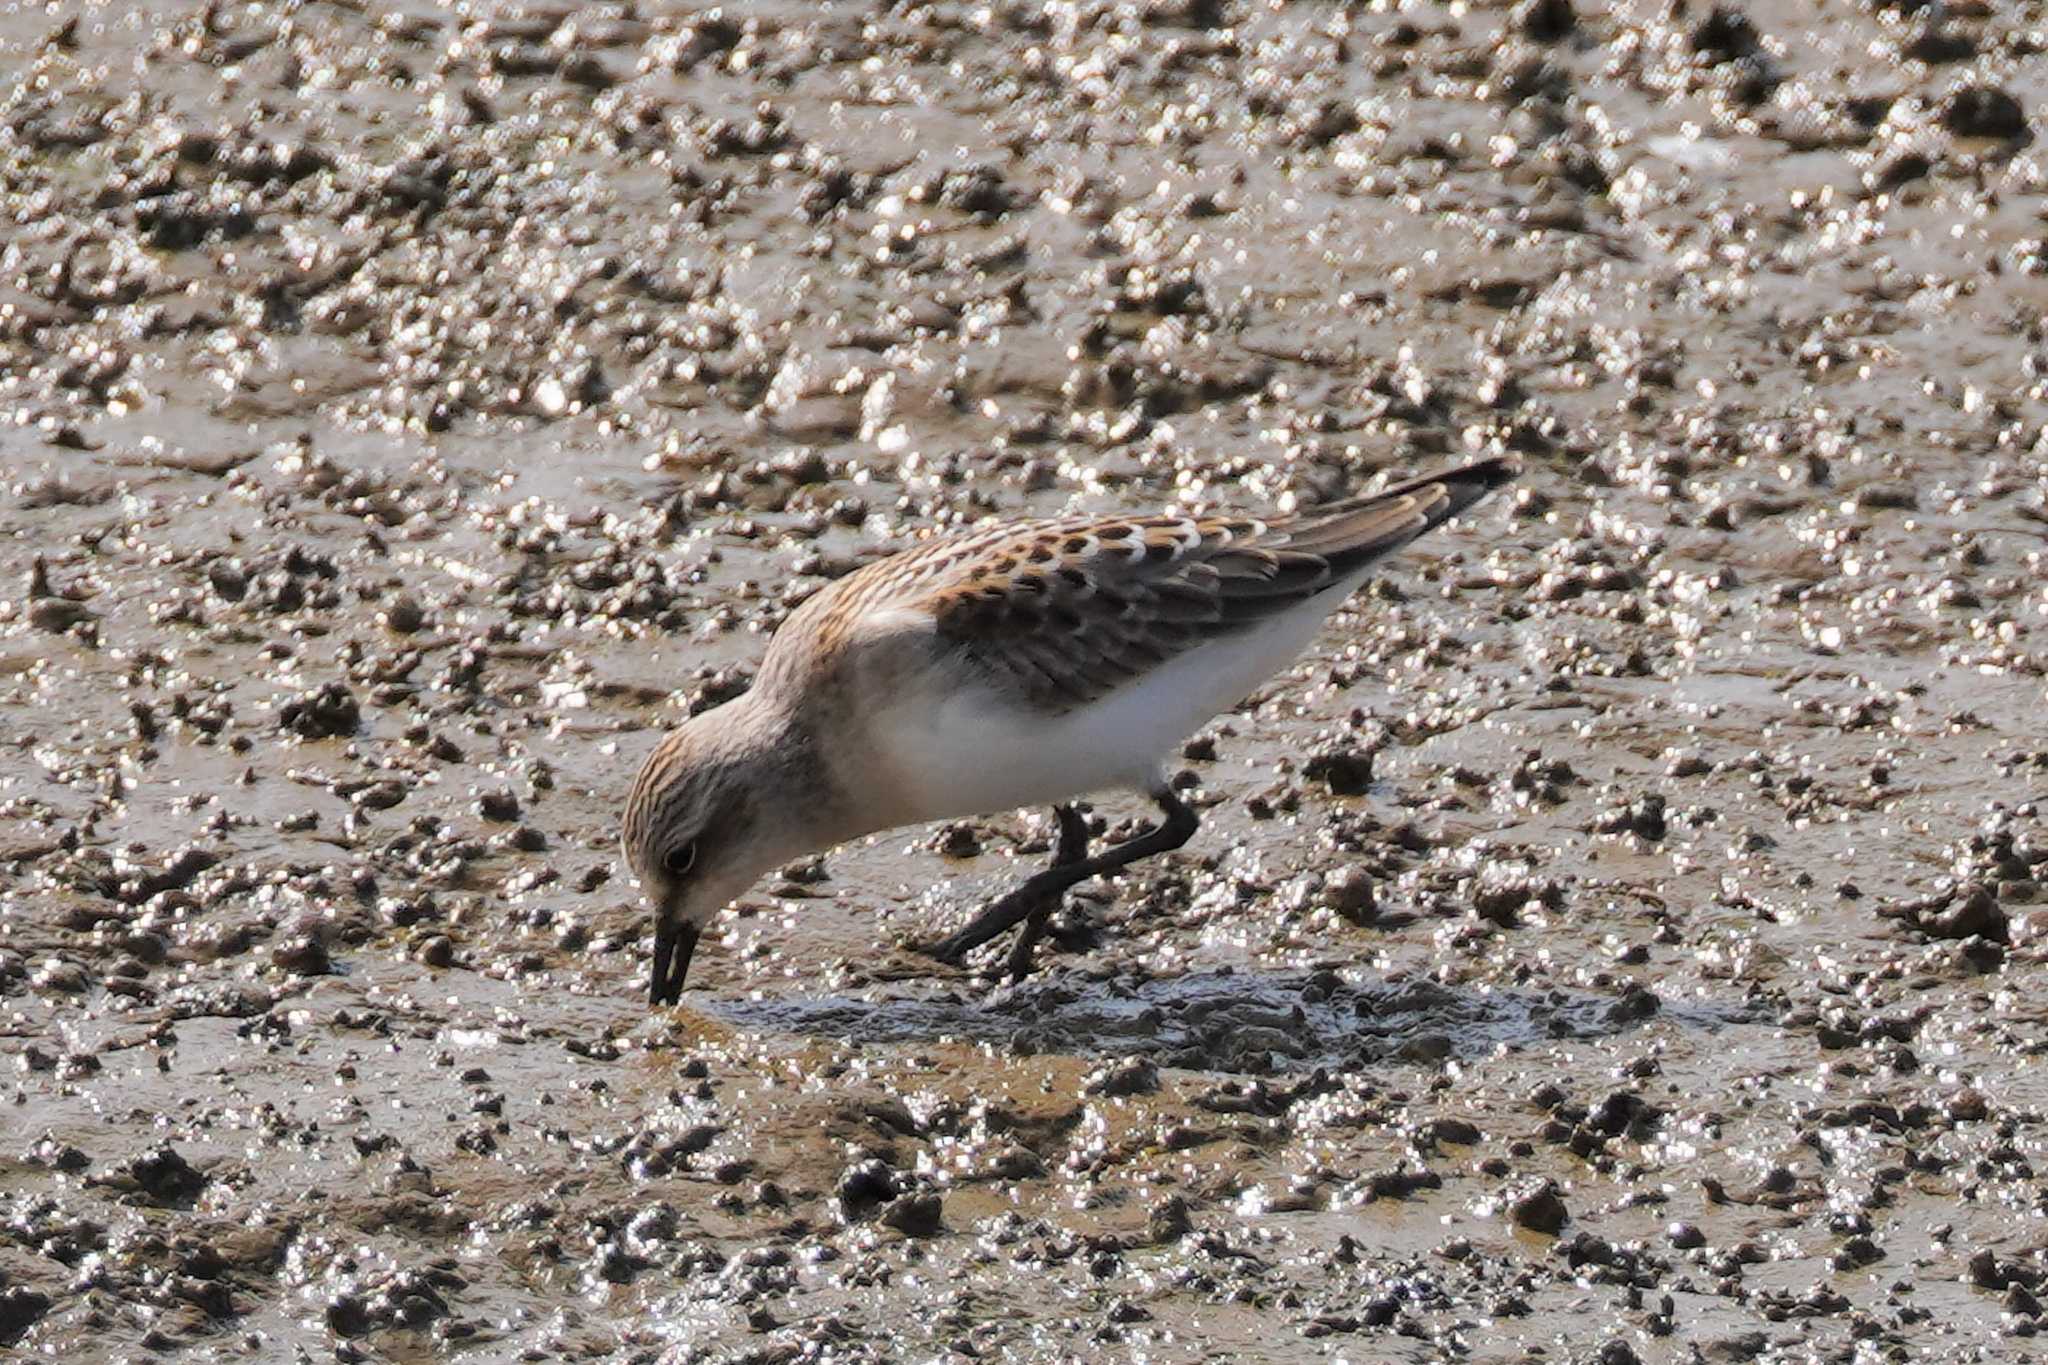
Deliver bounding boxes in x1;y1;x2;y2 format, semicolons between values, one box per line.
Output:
918;456;1517;713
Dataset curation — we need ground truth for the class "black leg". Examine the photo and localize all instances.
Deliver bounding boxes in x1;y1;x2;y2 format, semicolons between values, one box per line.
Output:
929;787;1200;967
1005;804;1091;980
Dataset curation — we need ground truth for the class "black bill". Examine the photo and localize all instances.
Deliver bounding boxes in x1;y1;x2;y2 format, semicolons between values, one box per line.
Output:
650;919;700;1005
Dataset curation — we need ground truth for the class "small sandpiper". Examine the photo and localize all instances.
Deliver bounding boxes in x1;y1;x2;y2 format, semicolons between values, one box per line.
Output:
622;456;1518;1003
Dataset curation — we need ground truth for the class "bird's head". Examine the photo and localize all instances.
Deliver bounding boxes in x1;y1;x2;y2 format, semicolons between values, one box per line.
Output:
621;699;817;1004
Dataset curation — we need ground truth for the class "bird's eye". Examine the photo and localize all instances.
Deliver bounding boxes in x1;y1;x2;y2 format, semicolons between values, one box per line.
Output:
663;843;698;877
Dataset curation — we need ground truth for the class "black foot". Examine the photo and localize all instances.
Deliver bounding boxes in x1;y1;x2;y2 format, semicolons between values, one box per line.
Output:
926;788;1199;977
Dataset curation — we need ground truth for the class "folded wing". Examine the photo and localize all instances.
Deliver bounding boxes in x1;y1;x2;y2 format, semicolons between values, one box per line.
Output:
926;456;1518;713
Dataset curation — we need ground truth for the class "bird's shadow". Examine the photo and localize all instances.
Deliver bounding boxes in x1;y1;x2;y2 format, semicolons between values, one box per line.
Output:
706;968;1750;1075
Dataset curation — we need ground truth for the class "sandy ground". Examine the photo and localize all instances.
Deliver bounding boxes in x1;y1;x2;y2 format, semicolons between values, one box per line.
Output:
3;0;2048;1360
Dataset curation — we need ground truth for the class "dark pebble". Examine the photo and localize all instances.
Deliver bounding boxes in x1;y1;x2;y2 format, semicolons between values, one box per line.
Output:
1085;1058;1159;1097
1513;0;1575;41
1324;866;1378;922
270;936;331;976
930;822;982;858
477;790;521;822
878;1191;943;1237
1508;1180;1569;1234
278;682;361;739
1148;1194;1194;1243
1304;745;1376;796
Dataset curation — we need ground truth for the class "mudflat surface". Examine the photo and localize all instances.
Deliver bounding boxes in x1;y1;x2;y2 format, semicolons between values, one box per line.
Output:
3;1;2047;1361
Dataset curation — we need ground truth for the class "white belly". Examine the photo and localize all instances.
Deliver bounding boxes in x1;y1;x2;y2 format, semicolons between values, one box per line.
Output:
872;585;1351;820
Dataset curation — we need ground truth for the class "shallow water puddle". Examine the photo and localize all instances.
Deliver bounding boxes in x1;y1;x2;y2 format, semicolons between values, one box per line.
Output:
709;968;1752;1073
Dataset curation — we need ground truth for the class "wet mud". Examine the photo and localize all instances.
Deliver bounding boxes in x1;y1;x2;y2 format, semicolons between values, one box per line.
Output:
3;0;2048;1360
